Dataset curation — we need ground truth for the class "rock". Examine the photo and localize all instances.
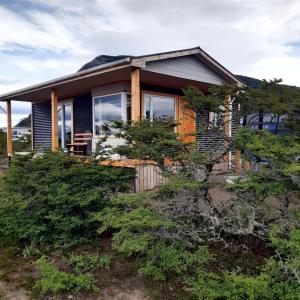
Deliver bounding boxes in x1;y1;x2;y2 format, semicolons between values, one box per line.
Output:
263;195;284;221
224;175;246;185
287;192;300;211
208;185;237;212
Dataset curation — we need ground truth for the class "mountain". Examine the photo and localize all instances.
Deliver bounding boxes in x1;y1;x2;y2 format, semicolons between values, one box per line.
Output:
15;115;31;128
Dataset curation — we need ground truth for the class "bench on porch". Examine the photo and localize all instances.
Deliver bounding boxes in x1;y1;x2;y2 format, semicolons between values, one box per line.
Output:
67;133;92;155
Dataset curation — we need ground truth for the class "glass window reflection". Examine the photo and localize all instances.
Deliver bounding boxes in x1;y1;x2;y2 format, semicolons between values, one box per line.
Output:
94;94;122;135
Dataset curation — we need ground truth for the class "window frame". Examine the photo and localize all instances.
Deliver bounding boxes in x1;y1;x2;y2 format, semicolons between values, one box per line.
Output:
92;92;130;137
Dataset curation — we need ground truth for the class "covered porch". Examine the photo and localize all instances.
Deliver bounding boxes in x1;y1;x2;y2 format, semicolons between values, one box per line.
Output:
0;48;245;177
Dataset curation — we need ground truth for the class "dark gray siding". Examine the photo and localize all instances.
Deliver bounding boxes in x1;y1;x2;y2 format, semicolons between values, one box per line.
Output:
73;94;93;154
145;56;224;84
73;94;93;134
32;101;52;152
196;111;225;154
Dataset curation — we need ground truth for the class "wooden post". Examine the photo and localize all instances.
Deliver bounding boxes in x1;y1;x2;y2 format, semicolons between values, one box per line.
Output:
243;160;250;172
131;68;141;122
51;88;59;151
235;150;241;174
6;100;13;156
223;95;231;162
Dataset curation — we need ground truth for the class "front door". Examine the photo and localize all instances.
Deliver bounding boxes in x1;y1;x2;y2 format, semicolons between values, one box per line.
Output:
58;101;73;149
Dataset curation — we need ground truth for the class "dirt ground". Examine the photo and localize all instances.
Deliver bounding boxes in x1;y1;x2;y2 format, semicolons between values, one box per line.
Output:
0;239;153;300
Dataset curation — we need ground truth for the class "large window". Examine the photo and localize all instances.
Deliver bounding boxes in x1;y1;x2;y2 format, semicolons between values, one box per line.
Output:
144;94;176;121
94;93;130;136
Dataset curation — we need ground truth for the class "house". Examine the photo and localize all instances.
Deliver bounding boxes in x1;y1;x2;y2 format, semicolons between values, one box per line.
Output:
3;126;31;141
0;47;244;189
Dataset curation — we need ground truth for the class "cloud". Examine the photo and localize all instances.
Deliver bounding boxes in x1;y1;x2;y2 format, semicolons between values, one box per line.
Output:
0;0;300;99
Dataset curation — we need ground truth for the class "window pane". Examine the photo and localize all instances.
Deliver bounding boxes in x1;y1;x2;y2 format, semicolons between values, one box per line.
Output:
94;94;122;135
152;96;175;121
64;104;72;146
127;94;131;121
145;95;151;119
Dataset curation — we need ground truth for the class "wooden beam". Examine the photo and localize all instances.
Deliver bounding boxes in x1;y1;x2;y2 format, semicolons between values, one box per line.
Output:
235;150;241;174
131;68;141;121
243;160;250;172
6;100;12;156
51;88;59;151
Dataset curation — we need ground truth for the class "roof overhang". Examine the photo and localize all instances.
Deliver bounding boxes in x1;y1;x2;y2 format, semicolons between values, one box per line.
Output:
0;47;244;102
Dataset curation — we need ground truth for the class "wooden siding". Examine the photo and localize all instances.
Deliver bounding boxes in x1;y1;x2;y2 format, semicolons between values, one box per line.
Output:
177;96;196;142
135;164;167;192
145;56;224;85
32;101;52;152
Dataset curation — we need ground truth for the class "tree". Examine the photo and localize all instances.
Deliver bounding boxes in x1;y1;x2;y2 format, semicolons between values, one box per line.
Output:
0;129;6;157
111;119;192;168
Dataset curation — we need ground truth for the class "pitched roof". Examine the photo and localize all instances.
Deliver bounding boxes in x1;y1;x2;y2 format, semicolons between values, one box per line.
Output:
0;47;244;101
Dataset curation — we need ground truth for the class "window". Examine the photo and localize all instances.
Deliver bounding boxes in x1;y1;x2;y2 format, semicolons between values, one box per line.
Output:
94;93;129;136
144;94;176;121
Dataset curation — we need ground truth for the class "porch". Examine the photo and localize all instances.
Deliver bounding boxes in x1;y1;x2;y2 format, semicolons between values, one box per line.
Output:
0;48;249;189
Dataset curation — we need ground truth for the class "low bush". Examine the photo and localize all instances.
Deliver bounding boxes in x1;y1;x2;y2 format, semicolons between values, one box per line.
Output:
188;226;300;300
0;152;135;249
35;256;97;294
97;192;214;281
227;170;296;197
68;254;111;273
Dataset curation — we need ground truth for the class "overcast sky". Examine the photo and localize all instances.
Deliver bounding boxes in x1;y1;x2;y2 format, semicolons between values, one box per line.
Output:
1;0;300;127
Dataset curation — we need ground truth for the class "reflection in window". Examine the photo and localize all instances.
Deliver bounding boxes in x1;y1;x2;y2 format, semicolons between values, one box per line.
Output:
94;94;123;135
144;94;175;121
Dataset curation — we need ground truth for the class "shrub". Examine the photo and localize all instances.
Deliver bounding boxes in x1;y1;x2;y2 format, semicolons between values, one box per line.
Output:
0;152;135;249
188;226;300;300
97;192;214;281
35;256;97;294
68;254;111;273
188;271;270;300
227;170;296;197
139;242;214;281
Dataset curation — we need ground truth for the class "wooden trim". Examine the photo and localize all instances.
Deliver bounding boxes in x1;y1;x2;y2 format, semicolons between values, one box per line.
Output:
235;151;241;173
140;90;195;142
51;88;59;151
177;95;196;142
243;160;250;172
6;100;13;156
131;69;141;121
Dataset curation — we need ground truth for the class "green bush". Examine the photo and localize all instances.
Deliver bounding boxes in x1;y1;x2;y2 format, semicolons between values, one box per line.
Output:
139;242;214;281
188;226;300;300
227;170;296;197
97;192;214;281
68;254;111;273
188;271;270;300
0;129;6;157
35;256;97;294
0;152;135;249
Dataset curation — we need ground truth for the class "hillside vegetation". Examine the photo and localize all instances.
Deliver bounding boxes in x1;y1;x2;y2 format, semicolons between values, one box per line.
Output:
0;81;299;299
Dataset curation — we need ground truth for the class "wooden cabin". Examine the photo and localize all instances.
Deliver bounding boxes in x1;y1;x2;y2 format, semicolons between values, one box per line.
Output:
0;47;244;191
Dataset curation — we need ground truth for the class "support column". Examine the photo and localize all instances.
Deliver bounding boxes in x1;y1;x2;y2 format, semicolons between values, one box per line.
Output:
235;150;241;173
6;100;13;156
51;88;59;151
223;95;231;163
131;68;141;122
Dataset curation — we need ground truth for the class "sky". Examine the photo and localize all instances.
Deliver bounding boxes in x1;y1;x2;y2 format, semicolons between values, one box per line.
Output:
1;0;300;127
